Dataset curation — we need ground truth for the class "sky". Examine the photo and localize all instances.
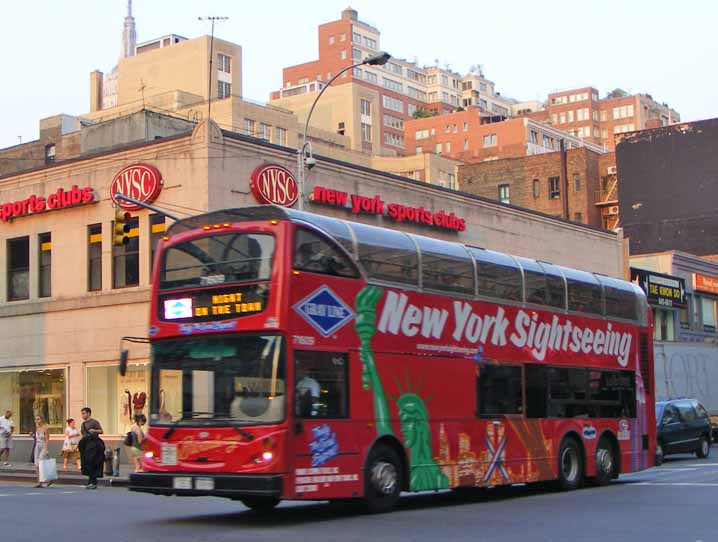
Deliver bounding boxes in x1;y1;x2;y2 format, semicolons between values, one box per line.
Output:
1;0;716;149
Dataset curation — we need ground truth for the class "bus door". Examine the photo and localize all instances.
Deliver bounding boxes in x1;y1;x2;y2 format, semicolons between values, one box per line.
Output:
291;349;360;499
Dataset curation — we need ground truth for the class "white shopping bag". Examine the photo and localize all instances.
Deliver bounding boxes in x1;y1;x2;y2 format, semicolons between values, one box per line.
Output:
39;458;58;483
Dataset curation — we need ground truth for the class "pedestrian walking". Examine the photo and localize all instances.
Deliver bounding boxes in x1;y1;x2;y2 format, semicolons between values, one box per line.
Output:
0;410;13;467
124;414;146;473
78;407;104;489
61;418;81;470
33;415;52;488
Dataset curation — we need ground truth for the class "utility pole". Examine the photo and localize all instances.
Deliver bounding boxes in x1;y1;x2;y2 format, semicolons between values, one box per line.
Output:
198;16;229;121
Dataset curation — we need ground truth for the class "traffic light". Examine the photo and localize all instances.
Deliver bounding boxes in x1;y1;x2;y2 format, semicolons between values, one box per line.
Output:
113;209;133;246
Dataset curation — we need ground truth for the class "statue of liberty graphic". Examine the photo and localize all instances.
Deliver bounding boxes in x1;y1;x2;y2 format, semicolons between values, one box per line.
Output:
355;286;449;491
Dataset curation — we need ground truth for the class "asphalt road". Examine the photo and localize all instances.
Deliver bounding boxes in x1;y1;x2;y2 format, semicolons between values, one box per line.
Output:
3;451;716;542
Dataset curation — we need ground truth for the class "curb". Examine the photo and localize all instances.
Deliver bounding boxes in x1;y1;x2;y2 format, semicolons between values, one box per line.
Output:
0;472;129;487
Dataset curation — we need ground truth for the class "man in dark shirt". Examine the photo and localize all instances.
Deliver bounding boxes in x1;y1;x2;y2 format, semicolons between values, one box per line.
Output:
79;407;104;489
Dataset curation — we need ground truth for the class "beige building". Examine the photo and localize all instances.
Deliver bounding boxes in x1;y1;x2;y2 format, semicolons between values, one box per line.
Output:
0;114;627;451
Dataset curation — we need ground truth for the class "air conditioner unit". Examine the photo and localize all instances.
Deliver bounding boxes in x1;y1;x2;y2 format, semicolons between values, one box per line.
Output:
608;205;619;214
607;165;617;175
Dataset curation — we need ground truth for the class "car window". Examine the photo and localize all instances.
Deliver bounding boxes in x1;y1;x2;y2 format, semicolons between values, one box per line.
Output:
662;405;679;424
695;402;709;419
676;402;697;423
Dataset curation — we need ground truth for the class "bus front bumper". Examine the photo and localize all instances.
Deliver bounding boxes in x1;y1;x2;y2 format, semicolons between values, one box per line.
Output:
129;472;283;499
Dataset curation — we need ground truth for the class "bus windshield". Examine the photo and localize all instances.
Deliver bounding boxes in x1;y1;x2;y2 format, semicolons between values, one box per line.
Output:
159;232;274;291
150;335;286;425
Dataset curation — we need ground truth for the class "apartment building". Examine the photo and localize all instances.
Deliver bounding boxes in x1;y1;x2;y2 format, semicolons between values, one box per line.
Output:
270;8;464;155
538;87;680;150
405;107;606;163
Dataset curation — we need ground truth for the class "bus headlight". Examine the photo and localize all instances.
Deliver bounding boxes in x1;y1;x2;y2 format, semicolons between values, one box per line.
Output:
144;451;154;459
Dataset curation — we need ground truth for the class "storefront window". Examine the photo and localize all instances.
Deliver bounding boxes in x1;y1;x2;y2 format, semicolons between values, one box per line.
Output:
86;363;148;435
701;297;716;333
0;369;66;434
653;309;675;341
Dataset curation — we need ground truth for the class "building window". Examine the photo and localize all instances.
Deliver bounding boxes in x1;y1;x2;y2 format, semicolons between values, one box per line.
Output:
445;141;451;152
244;118;255;136
498;184;510;204
365;71;377;84
38;232;51;298
463;121;468;132
340;33;346;42
7;237;29;301
44;144;56;164
275;127;287;146
352;47;362;61
217;80;231;99
383;132;404;147
217;53;231;73
382;95;403;113
340;49;346;60
383;114;403;130
533;179;540;198
435;143;442;155
482;133;497;148
600;110;607;121
352;32;361;43
337;122;345;136
259;123;271;141
0;368;66;434
447;173;456;189
383;77;403;92
88;224;102;292
549;176;561;199
353;67;362;79
360;99;371;116
653;309;676;341
573;173;581;192
464;139;469;150
112;216;139;289
529;130;538;144
87;363;148;435
149;215;166;282
329;35;335;45
701;297;716;332
363;36;377;49
361;122;372;142
567;110;574;122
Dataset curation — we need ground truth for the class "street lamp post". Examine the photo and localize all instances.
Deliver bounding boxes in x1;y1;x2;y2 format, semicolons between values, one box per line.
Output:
296;51;391;210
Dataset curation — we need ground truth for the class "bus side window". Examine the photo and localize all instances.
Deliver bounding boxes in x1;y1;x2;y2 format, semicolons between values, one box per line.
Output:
293;228;358;278
294;351;349;419
476;365;523;416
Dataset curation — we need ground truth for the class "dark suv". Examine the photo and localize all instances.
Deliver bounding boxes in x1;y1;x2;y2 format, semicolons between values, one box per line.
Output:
655;399;712;465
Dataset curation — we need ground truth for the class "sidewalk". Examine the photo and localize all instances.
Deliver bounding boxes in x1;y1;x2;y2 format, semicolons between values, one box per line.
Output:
0;461;130;487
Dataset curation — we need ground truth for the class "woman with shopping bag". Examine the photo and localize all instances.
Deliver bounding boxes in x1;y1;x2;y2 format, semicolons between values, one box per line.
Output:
34;416;56;488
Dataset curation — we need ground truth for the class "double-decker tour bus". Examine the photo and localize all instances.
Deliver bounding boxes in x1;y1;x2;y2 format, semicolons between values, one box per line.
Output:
128;205;655;512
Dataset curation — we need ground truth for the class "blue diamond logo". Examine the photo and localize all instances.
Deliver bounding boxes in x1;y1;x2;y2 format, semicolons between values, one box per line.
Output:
293;286;354;337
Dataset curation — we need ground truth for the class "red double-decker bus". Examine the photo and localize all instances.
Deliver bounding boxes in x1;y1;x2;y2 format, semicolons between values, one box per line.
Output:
128;205;655;512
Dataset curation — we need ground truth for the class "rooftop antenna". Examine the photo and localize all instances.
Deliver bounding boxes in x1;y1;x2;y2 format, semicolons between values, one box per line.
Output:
198;15;229;120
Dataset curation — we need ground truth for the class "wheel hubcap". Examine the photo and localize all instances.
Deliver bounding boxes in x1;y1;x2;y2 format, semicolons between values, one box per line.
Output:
597;448;613;475
371;460;398;495
561;448;578;481
703;440;709;455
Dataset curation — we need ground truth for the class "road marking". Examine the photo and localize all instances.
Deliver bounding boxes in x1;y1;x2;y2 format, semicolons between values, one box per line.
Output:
655;468;699;472
0;494;10;497
60;491;76;494
634;482;718;487
24;492;43;495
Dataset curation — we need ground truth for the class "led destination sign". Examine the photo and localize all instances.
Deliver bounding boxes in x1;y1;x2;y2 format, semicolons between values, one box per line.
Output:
159;284;268;323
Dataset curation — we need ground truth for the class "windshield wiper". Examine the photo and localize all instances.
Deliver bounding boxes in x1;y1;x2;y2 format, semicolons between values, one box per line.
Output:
232;426;255;441
162;411;216;440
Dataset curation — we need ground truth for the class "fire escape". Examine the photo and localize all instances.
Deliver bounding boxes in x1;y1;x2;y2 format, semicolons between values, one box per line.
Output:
595;166;619;230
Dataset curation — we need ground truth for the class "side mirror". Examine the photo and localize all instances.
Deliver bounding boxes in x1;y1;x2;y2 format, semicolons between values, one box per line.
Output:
119;349;129;377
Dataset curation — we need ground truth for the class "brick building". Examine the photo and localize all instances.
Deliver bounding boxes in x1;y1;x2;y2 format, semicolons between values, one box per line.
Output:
527;87;680;150
458;147;617;228
404;108;605;163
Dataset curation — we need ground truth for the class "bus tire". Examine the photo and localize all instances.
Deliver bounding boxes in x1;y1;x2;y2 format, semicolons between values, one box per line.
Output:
241;496;280;512
593;436;617;486
557;437;583;491
364;444;402;513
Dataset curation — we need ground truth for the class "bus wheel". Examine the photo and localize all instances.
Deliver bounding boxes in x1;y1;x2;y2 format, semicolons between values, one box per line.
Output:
593;437;617;486
241;496;280;512
364;445;402;513
557;438;583;491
